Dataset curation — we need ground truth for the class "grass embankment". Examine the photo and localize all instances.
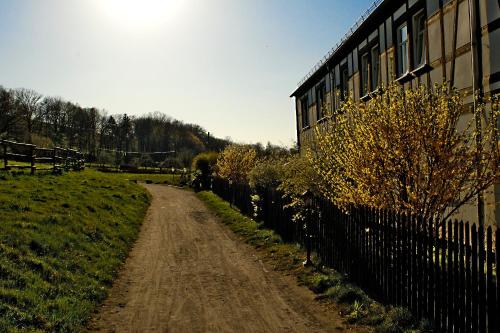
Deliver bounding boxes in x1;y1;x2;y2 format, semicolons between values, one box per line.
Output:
197;191;432;333
0;170;151;332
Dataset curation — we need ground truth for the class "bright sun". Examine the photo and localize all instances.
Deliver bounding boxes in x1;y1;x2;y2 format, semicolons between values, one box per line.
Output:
96;0;183;29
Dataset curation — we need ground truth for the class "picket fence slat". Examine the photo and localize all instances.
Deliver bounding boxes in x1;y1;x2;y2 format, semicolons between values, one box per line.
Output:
486;228;496;333
211;177;498;332
459;221;465;333
465;223;471;333
479;226;486;333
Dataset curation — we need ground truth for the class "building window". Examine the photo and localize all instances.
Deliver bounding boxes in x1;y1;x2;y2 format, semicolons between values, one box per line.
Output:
341;66;349;101
330;71;336;110
371;45;380;90
360;45;380;97
301;96;309;128
316;82;326;120
397;23;409;76
361;53;370;96
413;11;426;68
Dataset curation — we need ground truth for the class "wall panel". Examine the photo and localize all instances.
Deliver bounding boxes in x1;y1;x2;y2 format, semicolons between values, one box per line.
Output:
456;1;471;48
428;17;443;63
453;52;473;90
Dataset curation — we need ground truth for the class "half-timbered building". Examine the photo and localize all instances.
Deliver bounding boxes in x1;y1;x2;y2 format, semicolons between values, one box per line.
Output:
291;0;500;226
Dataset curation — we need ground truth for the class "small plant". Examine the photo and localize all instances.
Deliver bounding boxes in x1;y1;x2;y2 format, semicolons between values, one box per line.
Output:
250;194;261;218
300;272;343;294
346;300;365;323
375;307;415;333
324;284;367;304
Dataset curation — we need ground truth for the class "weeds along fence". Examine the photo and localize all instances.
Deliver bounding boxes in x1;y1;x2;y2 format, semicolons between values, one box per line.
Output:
1;140;85;174
211;177;499;333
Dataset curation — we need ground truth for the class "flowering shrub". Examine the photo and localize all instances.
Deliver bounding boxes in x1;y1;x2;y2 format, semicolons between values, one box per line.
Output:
309;83;499;222
216;144;257;184
277;154;323;223
248;156;286;190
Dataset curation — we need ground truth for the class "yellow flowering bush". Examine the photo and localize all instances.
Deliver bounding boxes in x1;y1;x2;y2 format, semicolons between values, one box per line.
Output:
216;144;257;184
277;154;323;222
309;83;499;223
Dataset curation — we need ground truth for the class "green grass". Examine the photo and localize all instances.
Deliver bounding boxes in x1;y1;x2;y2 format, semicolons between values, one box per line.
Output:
197;191;432;333
0;169;151;332
2;160;54;170
118;173;183;185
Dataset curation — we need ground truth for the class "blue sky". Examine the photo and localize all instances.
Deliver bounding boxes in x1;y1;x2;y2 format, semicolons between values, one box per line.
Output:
0;0;374;146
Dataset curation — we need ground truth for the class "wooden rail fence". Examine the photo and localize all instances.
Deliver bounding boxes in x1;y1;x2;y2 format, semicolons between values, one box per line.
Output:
212;177;498;333
1;140;85;174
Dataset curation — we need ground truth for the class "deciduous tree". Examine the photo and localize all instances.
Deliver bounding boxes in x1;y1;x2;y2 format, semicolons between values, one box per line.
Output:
0;86;17;138
13;88;42;142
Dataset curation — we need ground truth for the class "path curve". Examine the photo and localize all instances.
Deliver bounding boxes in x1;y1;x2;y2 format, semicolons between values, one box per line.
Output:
88;185;353;333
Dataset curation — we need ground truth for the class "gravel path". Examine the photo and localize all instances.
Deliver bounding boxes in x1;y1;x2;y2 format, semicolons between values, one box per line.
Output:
87;185;358;333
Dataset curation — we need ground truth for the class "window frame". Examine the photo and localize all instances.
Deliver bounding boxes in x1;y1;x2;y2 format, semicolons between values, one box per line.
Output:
412;9;427;70
315;81;327;121
359;41;380;99
300;96;310;129
392;4;430;82
340;64;349;101
396;22;409;77
360;52;370;97
371;45;380;91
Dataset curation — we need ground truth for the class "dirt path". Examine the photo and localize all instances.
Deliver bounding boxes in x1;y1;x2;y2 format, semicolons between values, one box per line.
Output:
88;185;356;333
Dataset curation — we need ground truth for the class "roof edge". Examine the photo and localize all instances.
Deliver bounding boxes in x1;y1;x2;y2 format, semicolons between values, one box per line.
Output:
290;0;387;98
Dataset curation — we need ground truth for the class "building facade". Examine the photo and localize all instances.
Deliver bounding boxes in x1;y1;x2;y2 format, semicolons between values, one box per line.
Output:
291;0;500;227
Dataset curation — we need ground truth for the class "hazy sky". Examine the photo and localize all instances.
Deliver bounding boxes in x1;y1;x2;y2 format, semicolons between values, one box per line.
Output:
0;0;374;146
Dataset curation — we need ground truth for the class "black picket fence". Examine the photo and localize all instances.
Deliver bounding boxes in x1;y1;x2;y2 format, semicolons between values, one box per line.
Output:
211;177;499;333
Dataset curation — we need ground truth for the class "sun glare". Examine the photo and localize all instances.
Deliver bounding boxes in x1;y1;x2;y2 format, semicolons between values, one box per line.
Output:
96;0;183;30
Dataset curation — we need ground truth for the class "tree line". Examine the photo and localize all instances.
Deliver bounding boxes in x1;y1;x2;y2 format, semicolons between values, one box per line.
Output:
0;85;232;167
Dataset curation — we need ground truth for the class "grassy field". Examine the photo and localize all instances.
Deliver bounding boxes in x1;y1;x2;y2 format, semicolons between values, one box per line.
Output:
0;169;151;332
118;173;183;185
3;162;186;185
2;161;54;170
197;191;432;333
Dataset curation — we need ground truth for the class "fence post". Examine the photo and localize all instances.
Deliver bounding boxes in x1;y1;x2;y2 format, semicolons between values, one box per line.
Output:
427;218;434;321
486;227;496;333
442;221;448;331
465;222;471;333
496;229;499;333
478;225;486;333
52;148;57;172
30;145;36;174
459;221;465;332
472;224;478;332
447;220;454;330
453;220;459;330
2;141;7;170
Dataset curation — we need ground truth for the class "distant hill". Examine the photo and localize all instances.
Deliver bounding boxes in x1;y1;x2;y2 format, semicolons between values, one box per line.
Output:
0;85;231;167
